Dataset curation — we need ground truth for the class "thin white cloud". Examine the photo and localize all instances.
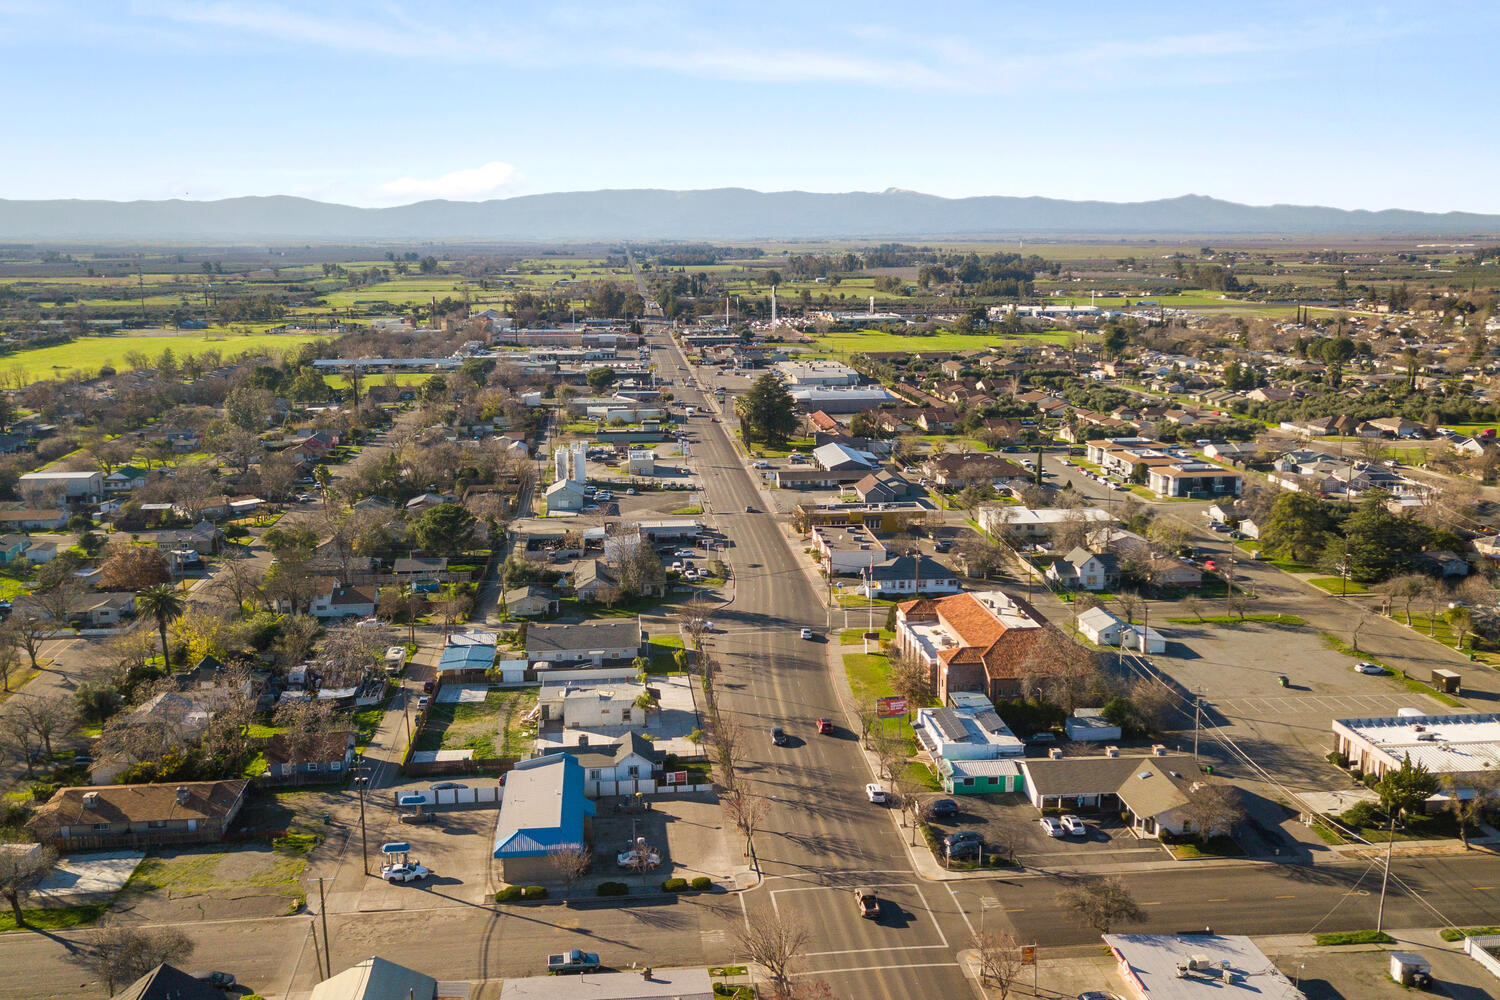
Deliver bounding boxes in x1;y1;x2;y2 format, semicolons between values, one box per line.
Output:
372;161;525;204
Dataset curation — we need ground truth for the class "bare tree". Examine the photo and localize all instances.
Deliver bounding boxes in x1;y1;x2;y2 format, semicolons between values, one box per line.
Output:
972;927;1025;999
1377;574;1430;626
76;925;195;994
547;845;593;892
737;909;811;1000
273;699;335;779
1179;780;1246;843
0;725;40;778
890;649;932;714
1115;591;1143;625
0;841;57;925
1057;876;1147;934
723;790;772;863
6;612;54;671
872;728;907;783
12;695;73;757
34;581;84;628
705;714;744;796
0;633;18;692
1442;773;1495;850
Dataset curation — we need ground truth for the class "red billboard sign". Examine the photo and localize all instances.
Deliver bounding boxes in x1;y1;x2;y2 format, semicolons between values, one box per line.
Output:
876;697;907;718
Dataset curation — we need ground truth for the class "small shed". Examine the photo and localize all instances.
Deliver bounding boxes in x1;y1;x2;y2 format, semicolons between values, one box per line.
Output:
1065;709;1123;743
1430;668;1462;694
1389;952;1431;988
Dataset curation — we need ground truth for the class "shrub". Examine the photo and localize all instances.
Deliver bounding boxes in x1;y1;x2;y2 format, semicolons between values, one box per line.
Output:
494;886;523;902
522;885;547;900
690;876;713;890
597;881;629;897
1340;801;1381;829
662;877;689;892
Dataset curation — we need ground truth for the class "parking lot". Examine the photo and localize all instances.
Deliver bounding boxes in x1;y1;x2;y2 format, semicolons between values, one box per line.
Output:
920;791;1170;870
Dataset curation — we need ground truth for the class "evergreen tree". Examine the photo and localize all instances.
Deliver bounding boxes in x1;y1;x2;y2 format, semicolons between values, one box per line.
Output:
735;373;798;448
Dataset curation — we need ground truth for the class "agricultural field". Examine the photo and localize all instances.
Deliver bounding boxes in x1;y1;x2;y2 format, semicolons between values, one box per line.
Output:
0;331;327;384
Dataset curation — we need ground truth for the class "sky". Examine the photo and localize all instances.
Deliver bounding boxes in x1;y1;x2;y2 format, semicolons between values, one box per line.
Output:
2;1;1498;212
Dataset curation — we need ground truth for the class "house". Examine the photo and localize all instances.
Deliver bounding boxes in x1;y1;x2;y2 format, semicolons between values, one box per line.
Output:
503;585;560;618
434;642;498;680
568;731;663;798
393;556;448;582
539;671;646;728
1239;517;1262;539
852;470;922;504
1367;415;1425;438
405;492;457;512
20;539;55;564
1103;934;1308;1000
1203;441;1260;463
112;964;226;1000
806;409;843;433
73;591;136;627
1077;606;1127;646
979;505;1112;542
860;554;961;597
153;521;221;558
922;453;1031;490
810;524;890;575
915;692;1023;763
1065;708;1123;742
310;957;440;1000
525;619;643;666
793;499;935;534
310;585;378;620
895;590;1058;703
0;507;69;531
18;469;103;502
103;465;149;492
491;754;596;883
28;780;249;852
627;448;655;476
1018;754;1223;839
1145;462;1243;499
1046;548;1119;592
0;533;28;564
263;730;356;784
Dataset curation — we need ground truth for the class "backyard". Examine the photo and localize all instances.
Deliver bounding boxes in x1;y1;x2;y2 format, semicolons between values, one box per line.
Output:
415;687;538;760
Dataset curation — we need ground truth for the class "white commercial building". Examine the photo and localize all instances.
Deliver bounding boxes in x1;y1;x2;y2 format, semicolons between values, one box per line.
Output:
18;470;103;502
1103;934;1306;1000
774;360;859;387
979;505;1112;541
1332;713;1500;790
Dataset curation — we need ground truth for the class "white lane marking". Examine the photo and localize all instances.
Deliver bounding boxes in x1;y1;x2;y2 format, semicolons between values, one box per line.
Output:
805;945;952;957
791;962;962;976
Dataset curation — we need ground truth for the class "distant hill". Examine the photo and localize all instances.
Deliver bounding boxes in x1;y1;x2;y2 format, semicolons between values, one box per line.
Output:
2;188;1498;241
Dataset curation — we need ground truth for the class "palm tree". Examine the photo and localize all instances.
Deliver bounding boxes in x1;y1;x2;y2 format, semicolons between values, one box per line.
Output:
137;584;185;666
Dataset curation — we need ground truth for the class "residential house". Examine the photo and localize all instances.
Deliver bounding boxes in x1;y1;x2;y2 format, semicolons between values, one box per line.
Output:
503;585;559;618
1367;416;1425;438
0;507;69;531
22;539;56;564
405;492;457;512
309;585;378;620
860;554;961;598
568;732;664;798
922;453;1031;490
1077;606;1127;646
806;410;843;434
1145;462;1243;499
491;754;595;883
525;619;643;667
103;465;149;492
539;671;645;728
434;642;498;681
571;557;664;602
393;556;448;583
979;505;1112;542
28;780;249;852
310;957;440;1000
112;965;225;1000
263;730;356;784
1045;548;1119;592
813;441;879;473
894;590;1058;703
0;534;28;564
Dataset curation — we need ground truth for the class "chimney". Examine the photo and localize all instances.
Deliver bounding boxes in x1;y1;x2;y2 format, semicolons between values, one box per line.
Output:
175;785;191;804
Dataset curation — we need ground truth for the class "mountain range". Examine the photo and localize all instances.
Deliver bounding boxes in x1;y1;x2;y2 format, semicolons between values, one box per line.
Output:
2;188;1498;242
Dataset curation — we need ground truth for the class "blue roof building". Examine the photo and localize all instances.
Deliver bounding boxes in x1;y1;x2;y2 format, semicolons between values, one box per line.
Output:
493;754;596;883
436;643;496;677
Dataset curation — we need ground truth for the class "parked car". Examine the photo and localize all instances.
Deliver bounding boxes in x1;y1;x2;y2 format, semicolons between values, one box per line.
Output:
927;798;959;819
192;972;236;988
816;717;833;735
744;504;755;513
800;627;814;639
1078;993;1124;1000
865;783;889;804
1039;817;1064;838
771;726;788;746
854;887;881;919
547;950;601;974
753;460;772;469
1028;731;1057;744
1355;661;1388;675
431;782;468;791
943;830;983;854
1059;814;1087;836
380;862;432;883
416;696;430;710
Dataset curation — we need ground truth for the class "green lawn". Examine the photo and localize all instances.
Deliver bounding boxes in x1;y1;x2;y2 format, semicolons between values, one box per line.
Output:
843;651;896;705
810;328;1081;359
0;902;107;934
1314;930;1393;946
1308;577;1370;594
0;332;328;385
841;627;894;646
414;687;538;759
646;636;685;674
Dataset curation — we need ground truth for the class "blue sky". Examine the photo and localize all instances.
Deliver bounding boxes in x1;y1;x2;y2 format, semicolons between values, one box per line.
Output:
2;1;1497;212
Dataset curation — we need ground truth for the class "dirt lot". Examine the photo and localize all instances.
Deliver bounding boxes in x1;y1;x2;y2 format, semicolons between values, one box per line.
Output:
111;839;312;921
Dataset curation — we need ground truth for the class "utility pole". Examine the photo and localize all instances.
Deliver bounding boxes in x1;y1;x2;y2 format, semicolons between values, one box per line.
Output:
308;876;334;978
1192;689;1203;760
354;761;369;876
1376;812;1397;932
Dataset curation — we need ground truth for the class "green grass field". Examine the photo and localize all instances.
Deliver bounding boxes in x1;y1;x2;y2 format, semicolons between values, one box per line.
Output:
810;328;1084;359
0;331;328;384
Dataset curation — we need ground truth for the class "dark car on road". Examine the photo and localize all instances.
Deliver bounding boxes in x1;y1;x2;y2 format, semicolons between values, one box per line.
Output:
771;726;788;746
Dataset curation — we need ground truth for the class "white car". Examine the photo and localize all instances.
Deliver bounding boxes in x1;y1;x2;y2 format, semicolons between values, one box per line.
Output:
380;863;432;883
1354;661;1388;675
675;549;697;557
753;460;772;469
800;628;814;639
1039;817;1064;838
1059;814;1087;836
865;783;889;804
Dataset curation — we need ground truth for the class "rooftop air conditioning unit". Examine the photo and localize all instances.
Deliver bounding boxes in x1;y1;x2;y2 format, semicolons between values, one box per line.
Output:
175;786;191;804
1151;744;1168;756
82;792;100;809
1048;748;1064;760
1105;746;1120;758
